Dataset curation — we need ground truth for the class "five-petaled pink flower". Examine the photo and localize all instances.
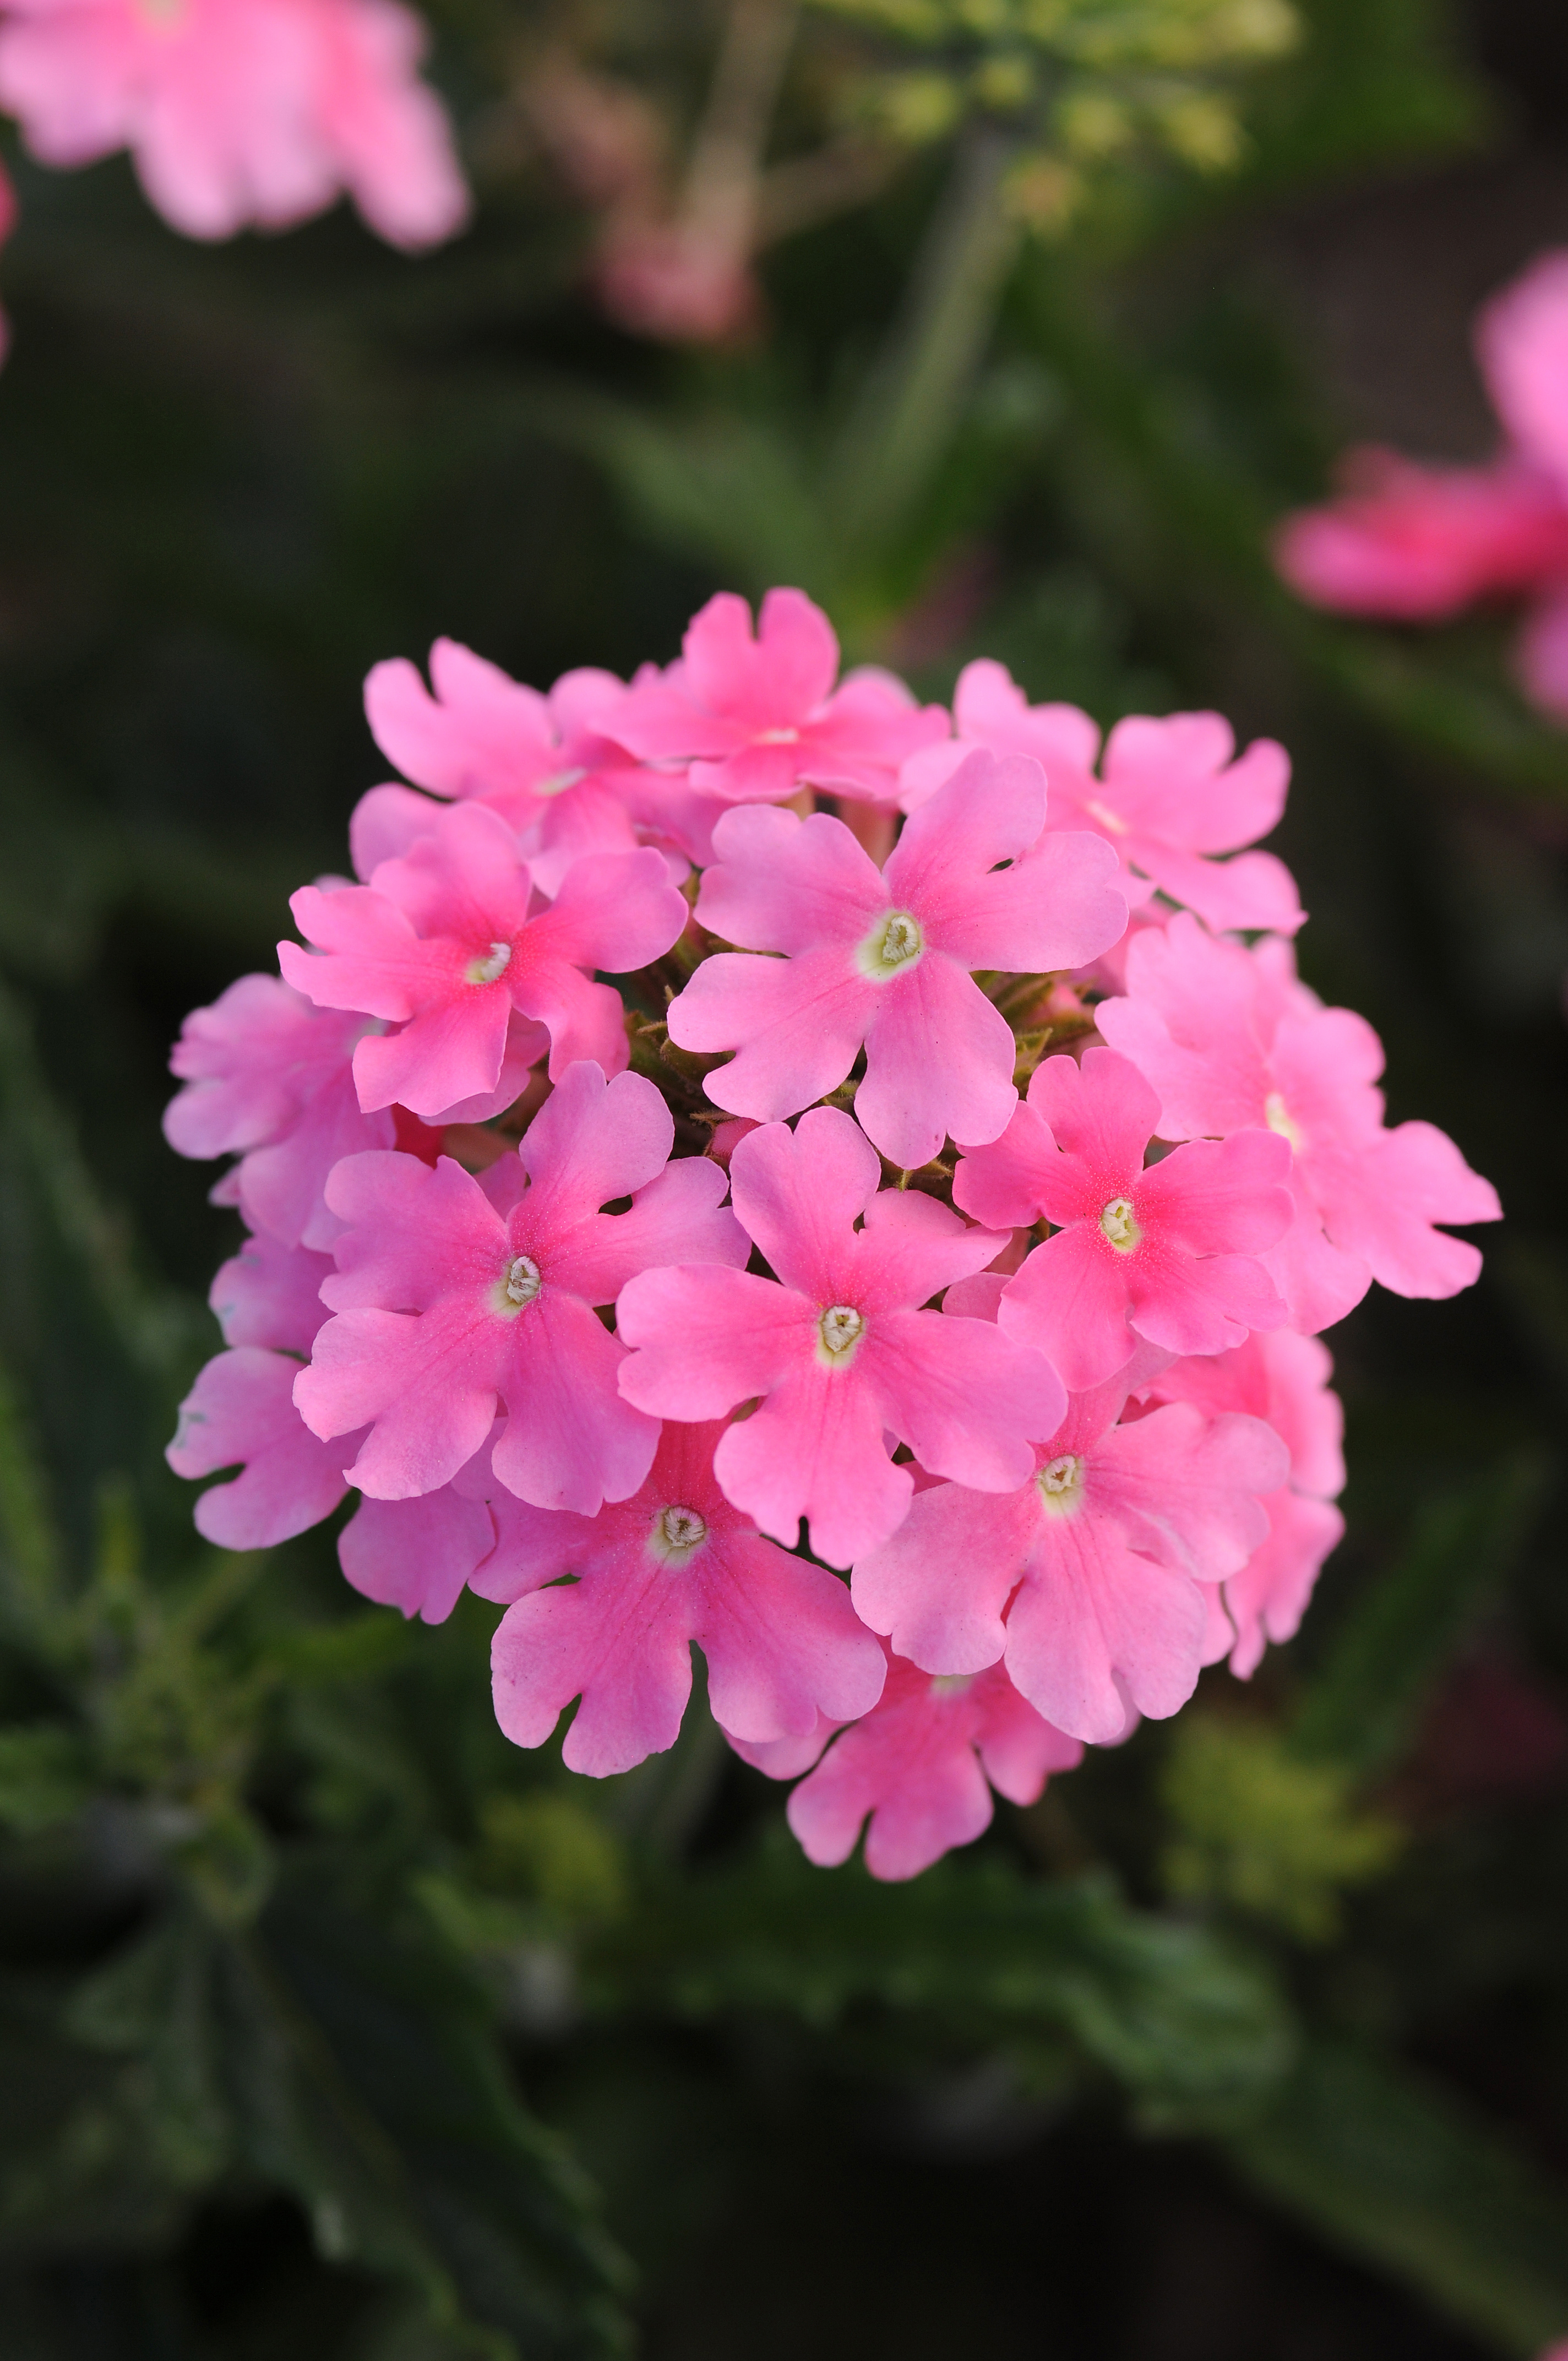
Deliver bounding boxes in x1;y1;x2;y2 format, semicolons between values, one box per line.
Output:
611;587;948;807
295;1060;747;1512
1275;248;1568;723
779;1643;1082;1881
1097;912;1502;1332
851;1369;1287;1744
165;974;391;1249
1141;1331;1344;1678
482;1419;886;1776
360;639;720;895
616;1106;1068;1569
902;663;1303;936
667;750;1127;1170
955;1046;1293;1390
279;799;687;1121
0;0;470;249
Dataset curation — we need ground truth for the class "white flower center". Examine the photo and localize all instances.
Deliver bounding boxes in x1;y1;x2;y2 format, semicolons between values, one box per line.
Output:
503;1253;541;1306
1036;1452;1085;1515
754;726;800;746
651;1503;708;1562
818;1303;865;1360
857;909;924;981
1084;796;1130;837
1099;1196;1141;1252
535;767;586;798
1264;1091;1304;1153
468;940;513;986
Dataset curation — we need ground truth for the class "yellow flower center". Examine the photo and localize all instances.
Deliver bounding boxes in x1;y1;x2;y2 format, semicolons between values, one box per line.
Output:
1036;1452;1085;1515
1265;1091;1304;1154
857;909;925;981
1099;1196;1141;1252
467;940;513;986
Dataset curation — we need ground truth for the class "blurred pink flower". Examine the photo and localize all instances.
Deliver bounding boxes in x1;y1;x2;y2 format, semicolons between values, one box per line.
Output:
0;0;469;248
1275;248;1568;722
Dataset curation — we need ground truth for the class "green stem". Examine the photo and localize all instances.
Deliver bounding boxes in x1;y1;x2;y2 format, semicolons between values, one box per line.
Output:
827;125;1023;550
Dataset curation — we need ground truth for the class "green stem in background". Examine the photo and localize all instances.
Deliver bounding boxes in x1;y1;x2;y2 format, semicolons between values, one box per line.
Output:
826;124;1023;553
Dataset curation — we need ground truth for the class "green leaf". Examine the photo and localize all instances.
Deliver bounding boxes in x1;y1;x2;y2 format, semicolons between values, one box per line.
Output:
1225;2039;1568;2355
1290;1451;1551;1779
586;1840;1295;2130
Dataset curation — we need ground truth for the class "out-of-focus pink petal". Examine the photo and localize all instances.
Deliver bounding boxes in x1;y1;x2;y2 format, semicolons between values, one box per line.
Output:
1476;249;1568;492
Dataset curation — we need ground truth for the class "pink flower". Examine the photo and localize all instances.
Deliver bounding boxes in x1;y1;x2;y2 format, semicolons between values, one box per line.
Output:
1096;912;1501;1330
1275;249;1568;723
337;1476;496;1624
782;1645;1082;1882
611;588;948;808
279;799;687;1121
295;1060;747;1513
904;664;1302;935
1141;1330;1344;1677
851;1373;1287;1744
666;751;1127;1169
954;1046;1292;1390
209;1227;335;1348
616;1106;1068;1569
0;0;470;249
164;973;392;1250
484;1419;886;1776
361;640;720;894
594;220;759;346
168;1347;356;1548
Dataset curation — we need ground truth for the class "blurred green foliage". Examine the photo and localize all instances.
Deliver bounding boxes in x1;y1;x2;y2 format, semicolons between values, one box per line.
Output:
2;0;1568;2351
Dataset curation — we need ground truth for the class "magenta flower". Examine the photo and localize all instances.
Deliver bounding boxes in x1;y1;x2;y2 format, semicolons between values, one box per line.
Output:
295;1061;747;1513
782;1645;1082;1882
279;799;686;1121
851;1374;1287;1744
0;0;469;249
361;640;720;894
666;751;1126;1170
1142;1331;1344;1678
1097;912;1501;1331
954;1046;1292;1390
483;1419;886;1777
1275;248;1568;723
165;974;391;1250
209;1227;335;1349
616;1107;1067;1569
611;587;948;807
902;662;1303;935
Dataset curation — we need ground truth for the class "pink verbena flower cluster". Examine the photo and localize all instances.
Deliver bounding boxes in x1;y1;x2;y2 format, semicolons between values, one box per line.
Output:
0;0;467;255
1275;248;1568;723
165;584;1500;1880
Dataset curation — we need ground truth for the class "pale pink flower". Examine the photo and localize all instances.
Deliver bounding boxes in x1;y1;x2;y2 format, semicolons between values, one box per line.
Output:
361;640;721;894
1097;913;1501;1331
782;1644;1082;1882
616;1107;1067;1569
954;1046;1292;1389
168;1346;357;1547
851;1373;1287;1744
1275;249;1568;723
295;1061;747;1513
279;799;686;1121
666;750;1127;1170
903;663;1302;935
611;588;948;807
1141;1331;1344;1677
164;973;391;1250
0;0;469;249
484;1419;886;1776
